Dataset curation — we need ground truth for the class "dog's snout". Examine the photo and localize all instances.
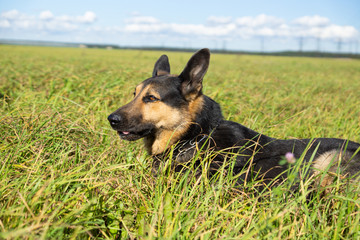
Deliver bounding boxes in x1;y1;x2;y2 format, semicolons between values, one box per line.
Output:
108;113;122;127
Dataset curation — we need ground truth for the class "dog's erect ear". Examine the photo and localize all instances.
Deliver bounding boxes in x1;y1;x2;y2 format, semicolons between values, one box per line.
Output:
179;48;210;100
152;55;171;77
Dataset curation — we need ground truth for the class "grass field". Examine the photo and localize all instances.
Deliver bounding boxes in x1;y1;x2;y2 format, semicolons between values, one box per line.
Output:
1;45;360;239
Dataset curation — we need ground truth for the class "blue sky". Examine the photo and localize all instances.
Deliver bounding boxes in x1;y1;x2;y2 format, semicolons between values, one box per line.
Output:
1;0;359;52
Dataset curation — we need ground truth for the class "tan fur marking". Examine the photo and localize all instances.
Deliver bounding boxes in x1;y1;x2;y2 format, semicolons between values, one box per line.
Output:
143;101;191;154
126;84;150;115
188;95;204;120
142;96;187;130
312;150;344;188
156;70;169;76
146;89;161;100
151;128;189;155
183;87;203;101
134;83;144;97
150;96;204;154
142;88;204;155
313;150;339;173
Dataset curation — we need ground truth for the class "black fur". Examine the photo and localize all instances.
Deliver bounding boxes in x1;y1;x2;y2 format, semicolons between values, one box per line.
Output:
109;48;360;186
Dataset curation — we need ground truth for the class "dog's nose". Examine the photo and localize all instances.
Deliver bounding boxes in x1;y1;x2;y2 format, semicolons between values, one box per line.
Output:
108;113;122;127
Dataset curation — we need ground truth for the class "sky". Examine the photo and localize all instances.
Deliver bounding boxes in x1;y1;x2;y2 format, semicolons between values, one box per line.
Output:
1;0;359;53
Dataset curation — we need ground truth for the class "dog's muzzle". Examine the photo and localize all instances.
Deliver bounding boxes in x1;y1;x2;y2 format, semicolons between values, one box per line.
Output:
108;113;153;141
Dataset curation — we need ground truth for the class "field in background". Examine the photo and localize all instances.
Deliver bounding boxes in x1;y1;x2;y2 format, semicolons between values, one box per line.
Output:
1;45;360;239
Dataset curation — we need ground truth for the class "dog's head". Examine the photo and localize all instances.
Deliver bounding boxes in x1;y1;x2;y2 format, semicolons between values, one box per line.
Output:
108;48;210;145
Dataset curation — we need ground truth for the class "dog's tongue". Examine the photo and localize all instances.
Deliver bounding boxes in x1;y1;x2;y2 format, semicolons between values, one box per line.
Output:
122;131;130;135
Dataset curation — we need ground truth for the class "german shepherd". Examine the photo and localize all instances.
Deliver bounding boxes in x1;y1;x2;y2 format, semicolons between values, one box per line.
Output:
108;48;360;188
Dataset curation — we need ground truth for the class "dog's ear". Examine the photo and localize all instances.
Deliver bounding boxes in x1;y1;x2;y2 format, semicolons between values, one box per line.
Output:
152;55;170;77
179;48;210;101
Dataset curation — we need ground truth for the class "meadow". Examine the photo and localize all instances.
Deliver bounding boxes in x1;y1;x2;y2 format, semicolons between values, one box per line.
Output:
1;45;360;239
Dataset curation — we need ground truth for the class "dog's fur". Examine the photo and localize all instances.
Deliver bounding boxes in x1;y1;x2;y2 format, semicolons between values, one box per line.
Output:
108;48;360;188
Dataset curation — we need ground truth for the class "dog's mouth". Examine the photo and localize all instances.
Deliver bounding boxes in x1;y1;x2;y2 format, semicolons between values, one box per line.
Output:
117;128;152;141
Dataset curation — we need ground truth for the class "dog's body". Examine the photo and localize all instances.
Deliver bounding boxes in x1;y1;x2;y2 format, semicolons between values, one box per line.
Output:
108;48;360;187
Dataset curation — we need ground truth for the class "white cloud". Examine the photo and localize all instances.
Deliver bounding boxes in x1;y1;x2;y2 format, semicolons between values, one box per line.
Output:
236;14;284;27
1;9;21;20
0;19;10;28
125;23;165;33
53;11;96;23
256;27;275;37
0;9;96;33
292;16;358;40
207;16;232;25
293;15;330;27
123;14;289;39
0;9;359;50
173;23;236;36
39;10;54;20
77;11;96;23
123;15;237;37
318;25;358;39
121;13;359;42
125;16;159;24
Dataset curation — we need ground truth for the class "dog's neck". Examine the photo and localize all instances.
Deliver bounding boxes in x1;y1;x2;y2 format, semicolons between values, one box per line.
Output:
144;128;189;155
144;95;223;156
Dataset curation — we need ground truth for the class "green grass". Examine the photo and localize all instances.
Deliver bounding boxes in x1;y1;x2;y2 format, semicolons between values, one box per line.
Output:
1;45;360;239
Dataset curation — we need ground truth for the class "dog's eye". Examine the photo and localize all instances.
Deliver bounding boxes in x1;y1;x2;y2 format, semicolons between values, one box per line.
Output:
143;95;159;103
133;91;136;97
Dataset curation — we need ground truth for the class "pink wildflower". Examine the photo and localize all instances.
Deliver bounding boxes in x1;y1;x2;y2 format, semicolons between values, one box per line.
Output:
285;152;296;164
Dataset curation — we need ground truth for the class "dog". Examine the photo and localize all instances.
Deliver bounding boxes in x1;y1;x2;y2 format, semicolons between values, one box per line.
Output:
108;48;360;189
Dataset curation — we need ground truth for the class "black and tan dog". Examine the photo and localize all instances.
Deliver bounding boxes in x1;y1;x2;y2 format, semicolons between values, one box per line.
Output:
108;48;360;187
